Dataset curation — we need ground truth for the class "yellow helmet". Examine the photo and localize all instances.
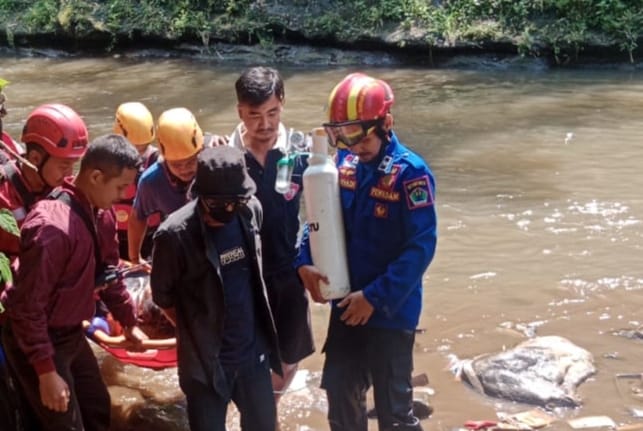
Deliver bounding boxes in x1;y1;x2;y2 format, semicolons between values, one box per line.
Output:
157;107;203;161
113;102;155;146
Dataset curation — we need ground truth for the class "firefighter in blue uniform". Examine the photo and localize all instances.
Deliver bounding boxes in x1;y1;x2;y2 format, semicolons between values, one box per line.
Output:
296;72;437;431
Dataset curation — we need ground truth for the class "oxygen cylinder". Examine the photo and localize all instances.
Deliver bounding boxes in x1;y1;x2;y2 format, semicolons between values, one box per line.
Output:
302;127;351;300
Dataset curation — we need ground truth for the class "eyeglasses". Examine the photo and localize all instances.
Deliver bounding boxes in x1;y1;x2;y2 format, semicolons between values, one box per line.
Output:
201;196;250;210
322;119;381;148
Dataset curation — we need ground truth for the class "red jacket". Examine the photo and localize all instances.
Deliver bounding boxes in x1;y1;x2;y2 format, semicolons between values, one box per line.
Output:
4;179;137;375
0;160;33;222
0;131;21;164
0;160;43;255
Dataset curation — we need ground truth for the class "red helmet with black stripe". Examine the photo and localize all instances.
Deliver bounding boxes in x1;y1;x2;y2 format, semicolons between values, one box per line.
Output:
21;103;88;159
327;73;394;123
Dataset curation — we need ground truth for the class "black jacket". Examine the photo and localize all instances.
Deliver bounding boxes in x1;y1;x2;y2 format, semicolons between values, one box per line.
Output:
151;198;281;396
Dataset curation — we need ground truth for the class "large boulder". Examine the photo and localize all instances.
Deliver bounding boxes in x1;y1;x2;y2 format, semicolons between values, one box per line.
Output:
452;336;596;408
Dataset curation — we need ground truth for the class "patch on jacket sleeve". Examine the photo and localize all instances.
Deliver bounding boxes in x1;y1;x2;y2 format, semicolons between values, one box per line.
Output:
404;175;433;209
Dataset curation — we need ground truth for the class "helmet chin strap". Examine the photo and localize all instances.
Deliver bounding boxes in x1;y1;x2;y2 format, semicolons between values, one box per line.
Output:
34;153;54;192
375;123;390;145
363;127;391;167
374;124;391;164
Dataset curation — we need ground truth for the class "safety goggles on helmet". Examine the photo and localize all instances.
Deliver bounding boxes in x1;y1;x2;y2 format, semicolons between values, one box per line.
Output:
201;195;250;210
322;119;381;149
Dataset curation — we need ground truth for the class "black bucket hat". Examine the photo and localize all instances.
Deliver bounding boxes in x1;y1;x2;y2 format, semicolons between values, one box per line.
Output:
190;146;256;198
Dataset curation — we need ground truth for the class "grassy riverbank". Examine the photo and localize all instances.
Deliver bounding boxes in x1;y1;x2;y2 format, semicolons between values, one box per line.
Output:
0;0;641;65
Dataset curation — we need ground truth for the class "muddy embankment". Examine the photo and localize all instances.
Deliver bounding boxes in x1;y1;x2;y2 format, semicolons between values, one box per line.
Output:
1;1;642;68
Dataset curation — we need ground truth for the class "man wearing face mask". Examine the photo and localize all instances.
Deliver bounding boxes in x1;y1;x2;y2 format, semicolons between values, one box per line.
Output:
150;146;282;431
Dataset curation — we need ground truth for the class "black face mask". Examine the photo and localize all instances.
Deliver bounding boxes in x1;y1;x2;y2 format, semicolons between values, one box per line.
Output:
201;196;249;224
206;207;238;224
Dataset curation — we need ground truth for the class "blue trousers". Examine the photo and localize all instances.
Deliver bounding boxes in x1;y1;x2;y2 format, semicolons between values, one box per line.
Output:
182;357;276;431
321;313;423;431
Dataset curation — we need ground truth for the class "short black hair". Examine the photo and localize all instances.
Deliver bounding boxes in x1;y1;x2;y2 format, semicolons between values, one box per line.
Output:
79;134;140;179
235;66;284;106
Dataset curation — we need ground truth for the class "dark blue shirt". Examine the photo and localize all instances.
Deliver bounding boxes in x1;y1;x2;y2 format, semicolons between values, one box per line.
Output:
208;218;256;368
245;149;307;274
133;161;189;221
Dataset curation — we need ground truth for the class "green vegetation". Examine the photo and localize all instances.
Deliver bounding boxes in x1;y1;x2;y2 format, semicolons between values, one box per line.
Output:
0;208;19;294
0;0;641;64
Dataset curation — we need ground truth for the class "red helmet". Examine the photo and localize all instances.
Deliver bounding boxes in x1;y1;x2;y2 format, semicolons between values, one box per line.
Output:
327;73;394;123
21;103;88;159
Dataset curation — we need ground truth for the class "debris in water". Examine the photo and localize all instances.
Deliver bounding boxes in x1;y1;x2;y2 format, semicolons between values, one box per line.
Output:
496;408;557;429
567;416;616;429
628;407;643;418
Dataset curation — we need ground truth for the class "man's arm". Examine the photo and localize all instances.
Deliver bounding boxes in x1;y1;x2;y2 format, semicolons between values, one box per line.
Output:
10;221;68;375
10;215;74;411
38;372;70;413
127;210;148;264
361;171;437;319
128;173;158;264
98;209;138;330
294;224;329;303
160;307;177;326
121;325;148;350
150;228;182;314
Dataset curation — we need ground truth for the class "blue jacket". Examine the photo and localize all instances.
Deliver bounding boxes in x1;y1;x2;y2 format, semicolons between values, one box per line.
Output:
297;132;437;330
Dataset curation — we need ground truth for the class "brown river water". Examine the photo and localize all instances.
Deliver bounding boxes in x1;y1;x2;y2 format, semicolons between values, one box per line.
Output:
2;55;643;430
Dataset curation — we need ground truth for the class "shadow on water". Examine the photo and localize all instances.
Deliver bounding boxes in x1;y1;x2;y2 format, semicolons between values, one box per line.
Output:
2;55;643;429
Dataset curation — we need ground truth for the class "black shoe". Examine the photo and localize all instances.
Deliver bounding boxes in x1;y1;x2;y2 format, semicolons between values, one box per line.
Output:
366;400;433;420
412;400;433;419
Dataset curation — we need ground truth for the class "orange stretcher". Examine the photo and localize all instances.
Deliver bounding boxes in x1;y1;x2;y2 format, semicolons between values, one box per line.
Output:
99;343;177;370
